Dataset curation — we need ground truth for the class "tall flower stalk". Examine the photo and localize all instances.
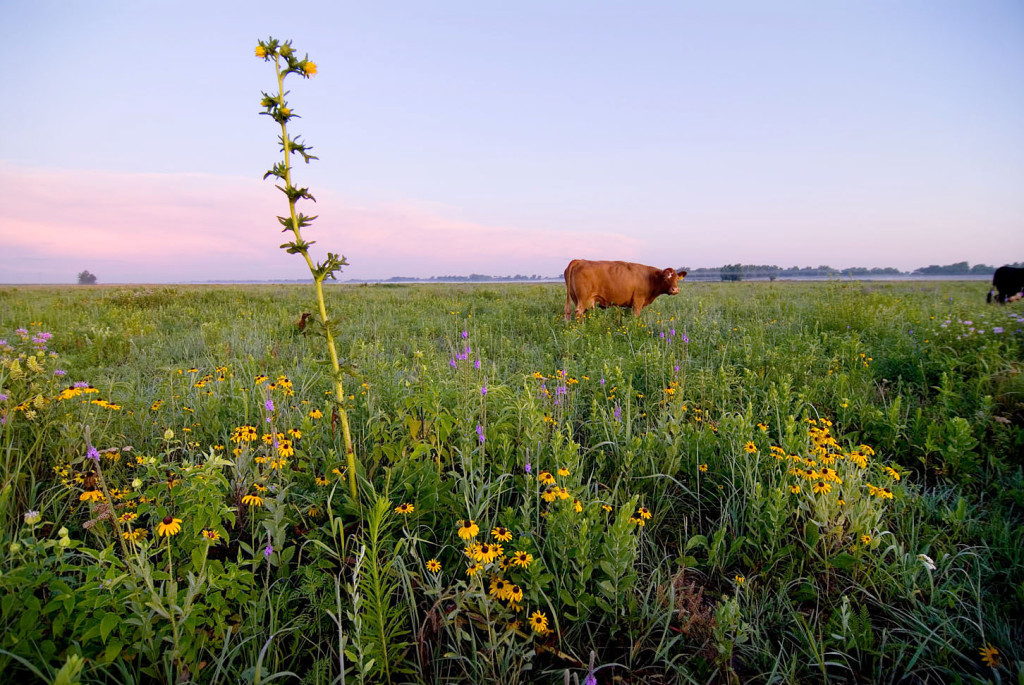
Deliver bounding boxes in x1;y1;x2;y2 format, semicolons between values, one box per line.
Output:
255;37;359;500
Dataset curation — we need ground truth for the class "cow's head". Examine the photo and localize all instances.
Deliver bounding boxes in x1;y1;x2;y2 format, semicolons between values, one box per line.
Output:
661;268;686;295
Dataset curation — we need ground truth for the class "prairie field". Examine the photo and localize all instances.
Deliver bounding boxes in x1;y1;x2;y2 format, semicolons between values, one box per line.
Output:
1;279;1022;684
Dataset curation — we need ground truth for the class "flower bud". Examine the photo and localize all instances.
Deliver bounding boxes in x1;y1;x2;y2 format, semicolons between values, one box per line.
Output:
9;542;21;553
279;44;293;58
164;429;174;441
131;478;142;489
59;537;71;548
255;45;267;58
58;527;69;538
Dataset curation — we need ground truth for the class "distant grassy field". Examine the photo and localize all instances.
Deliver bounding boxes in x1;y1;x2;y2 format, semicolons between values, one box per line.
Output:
1;280;1021;683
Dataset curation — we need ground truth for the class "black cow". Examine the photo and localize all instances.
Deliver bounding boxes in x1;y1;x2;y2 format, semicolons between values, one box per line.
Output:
988;266;1024;304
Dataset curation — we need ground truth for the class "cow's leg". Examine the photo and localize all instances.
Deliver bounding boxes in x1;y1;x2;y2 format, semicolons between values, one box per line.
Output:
564;290;574;321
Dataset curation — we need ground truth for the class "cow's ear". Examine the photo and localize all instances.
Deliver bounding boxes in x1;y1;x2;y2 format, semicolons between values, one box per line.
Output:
677;270;687;279
662;268;675;279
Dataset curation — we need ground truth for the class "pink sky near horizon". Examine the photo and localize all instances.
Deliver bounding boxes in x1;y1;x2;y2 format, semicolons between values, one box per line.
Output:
0;163;647;283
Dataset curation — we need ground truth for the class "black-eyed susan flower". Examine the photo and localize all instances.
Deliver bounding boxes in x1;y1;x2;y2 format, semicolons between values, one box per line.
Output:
812;481;831;495
698;463;708;473
744;441;757;454
601;504;612;512
475;543;503;565
507;583;524;603
757;423;768;432
426;559;441;573
511;550;533;568
309;409;323;419
242;494;264;507
202;529;221;542
315;476;329;486
457;519;479;540
979;644;999;668
789;484;801;494
542;488;558;503
573;498;583;513
637;507;652;520
122;528;147;542
734;574;745;585
395;502;415;515
79;490;104;502
157;516;182;537
860;534;871;545
557;467;570;477
538;470;555;485
489;577;511;601
491;526;512;542
466;563;482;577
528;610;550;635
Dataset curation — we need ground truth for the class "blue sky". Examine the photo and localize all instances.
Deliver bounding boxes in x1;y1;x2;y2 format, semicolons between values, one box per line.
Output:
1;1;1022;283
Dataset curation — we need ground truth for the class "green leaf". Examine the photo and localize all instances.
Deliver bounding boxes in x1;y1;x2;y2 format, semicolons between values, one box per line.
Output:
99;612;118;643
804;521;820;549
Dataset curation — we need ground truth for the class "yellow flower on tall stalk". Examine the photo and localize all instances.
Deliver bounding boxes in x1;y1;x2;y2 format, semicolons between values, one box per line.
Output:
637;507;652;520
744;441;757;454
789;485;801;494
507;583;524;603
426;559;441;573
466;563;482;577
860;534;871;545
698;463;708;473
538;470;555;485
202;529;221;542
557;467;570;477
302;61;317;77
491;526;512;542
395;502;414;515
242;494;264;507
812;481;832;495
157;516;182;537
489;577;511;601
457;519;479;540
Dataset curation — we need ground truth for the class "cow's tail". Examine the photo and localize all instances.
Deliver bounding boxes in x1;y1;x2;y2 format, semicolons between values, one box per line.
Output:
987;289;994;304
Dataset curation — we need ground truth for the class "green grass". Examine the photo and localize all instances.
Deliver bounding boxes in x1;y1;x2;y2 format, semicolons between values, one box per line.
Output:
0;280;1021;683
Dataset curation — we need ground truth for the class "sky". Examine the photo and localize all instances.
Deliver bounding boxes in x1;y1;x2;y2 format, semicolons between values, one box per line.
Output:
1;0;1023;284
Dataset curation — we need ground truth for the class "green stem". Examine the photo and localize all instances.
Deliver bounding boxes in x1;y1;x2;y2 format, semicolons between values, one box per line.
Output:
273;54;359;502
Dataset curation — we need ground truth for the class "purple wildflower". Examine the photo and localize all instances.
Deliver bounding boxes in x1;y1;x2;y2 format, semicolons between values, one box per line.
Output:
599;378;605;386
585;675;597;685
660;332;665;339
524;462;532;474
670;328;675;336
87;446;100;462
462;330;469;339
681;334;689;343
674;365;680;373
0;393;7;402
476;424;485;444
450;358;458;368
993;327;1004;334
474;359;481;370
481;385;487;396
264;544;273;558
265;398;274;412
73;381;90;389
54;369;66;376
15;328;27;336
0;339;6;346
557;385;567;395
613;404;622;422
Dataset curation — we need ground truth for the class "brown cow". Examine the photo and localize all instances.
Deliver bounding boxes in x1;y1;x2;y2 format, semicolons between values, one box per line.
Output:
563;259;686;320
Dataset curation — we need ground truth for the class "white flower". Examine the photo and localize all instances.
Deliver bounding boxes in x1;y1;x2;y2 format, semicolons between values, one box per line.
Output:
917;554;936;571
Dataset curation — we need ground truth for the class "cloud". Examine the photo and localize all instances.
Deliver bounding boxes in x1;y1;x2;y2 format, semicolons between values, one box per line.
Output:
0;162;642;283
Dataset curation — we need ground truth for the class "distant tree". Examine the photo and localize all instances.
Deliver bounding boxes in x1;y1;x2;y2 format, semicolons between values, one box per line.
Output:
721;264;743;282
77;270;98;285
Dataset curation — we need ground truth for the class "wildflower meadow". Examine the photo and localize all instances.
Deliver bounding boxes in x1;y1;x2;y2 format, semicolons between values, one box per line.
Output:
0;38;1022;685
